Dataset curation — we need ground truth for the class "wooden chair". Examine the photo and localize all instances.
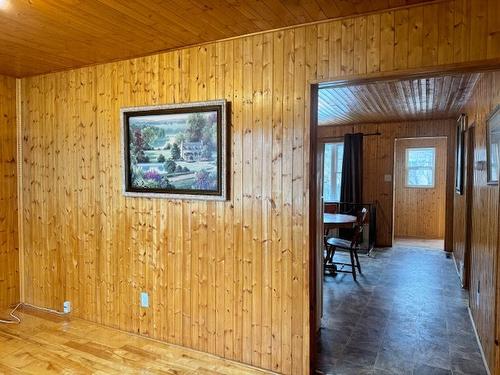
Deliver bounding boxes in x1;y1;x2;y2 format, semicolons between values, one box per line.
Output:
324;208;368;281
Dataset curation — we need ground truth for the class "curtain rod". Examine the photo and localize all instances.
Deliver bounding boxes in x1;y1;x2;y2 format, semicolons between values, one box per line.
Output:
346;131;381;136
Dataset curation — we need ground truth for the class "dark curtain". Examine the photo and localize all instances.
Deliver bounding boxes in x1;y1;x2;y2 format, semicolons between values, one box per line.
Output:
340;132;363;204
339;132;363;239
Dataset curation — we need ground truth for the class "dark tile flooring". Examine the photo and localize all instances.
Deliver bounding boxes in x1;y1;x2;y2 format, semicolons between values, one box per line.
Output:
315;244;488;375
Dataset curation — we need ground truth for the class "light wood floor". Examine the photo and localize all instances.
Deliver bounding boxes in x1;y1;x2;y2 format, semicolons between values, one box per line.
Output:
0;306;273;375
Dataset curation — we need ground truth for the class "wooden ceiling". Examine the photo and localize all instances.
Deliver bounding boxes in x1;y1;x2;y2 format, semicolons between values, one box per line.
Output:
318;73;482;126
1;0;433;77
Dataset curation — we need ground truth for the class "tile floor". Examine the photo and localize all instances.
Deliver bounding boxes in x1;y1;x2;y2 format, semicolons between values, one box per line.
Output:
315;244;488;375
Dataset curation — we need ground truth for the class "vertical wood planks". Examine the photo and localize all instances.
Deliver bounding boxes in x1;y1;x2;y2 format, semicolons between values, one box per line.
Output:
0;75;18;308
16;1;500;374
366;14;381;74
271;29;284;374
460;72;499;372
408;7;423;68
380;11;395;72
394;10;409;70
354;17;367;75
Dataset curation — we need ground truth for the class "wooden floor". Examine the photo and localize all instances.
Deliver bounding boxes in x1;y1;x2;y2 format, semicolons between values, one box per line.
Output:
0;306;273;375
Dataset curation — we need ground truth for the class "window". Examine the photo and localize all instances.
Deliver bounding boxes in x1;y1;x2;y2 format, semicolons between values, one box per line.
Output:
323;142;344;201
406;147;436;188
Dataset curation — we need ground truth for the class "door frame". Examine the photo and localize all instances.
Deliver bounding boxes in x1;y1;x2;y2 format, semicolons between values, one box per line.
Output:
308;62;500;373
462;124;475;288
391;136;449;247
314;137;346;331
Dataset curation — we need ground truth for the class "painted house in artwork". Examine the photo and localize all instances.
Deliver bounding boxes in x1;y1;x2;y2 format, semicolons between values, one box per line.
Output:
181;141;203;161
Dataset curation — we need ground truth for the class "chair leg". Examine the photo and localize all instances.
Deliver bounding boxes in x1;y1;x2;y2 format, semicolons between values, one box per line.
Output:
324;245;333;266
349;249;357;281
354;250;361;274
326;246;335;264
323;245;329;268
329;246;336;264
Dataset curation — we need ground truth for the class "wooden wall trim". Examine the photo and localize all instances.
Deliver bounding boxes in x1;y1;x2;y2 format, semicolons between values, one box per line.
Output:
308;83;318;374
0;74;19;308
16;79;24;303
469;307;494;375
315;58;500;87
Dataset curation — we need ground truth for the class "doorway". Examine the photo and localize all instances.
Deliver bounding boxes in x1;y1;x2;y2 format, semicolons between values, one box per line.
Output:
314;138;345;331
393;137;448;250
309;69;492;375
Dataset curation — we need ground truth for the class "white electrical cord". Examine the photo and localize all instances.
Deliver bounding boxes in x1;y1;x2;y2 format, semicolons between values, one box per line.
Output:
22;303;67;316
0;302;67;325
0;303;22;324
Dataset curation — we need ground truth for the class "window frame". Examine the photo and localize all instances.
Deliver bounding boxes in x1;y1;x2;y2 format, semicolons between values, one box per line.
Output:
405;147;436;189
323;141;344;202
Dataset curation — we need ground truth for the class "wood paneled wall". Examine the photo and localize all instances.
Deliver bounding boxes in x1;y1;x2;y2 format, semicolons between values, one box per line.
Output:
318;119;455;248
0;75;19;308
453;71;500;373
394;137;448;239
17;0;500;373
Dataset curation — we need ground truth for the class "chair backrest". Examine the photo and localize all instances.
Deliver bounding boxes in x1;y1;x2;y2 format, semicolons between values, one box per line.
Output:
350;208;368;248
324;203;338;214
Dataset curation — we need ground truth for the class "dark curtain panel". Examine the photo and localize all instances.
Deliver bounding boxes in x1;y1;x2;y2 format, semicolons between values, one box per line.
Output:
338;132;363;239
340;132;364;204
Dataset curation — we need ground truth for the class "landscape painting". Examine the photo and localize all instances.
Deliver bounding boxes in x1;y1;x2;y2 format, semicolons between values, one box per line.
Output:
121;100;228;200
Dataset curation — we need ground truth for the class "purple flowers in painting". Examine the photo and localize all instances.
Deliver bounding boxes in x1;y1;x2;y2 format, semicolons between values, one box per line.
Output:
143;169;163;182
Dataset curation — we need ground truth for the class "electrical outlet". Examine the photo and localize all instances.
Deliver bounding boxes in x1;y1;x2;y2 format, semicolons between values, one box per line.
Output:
140;292;149;308
63;301;71;314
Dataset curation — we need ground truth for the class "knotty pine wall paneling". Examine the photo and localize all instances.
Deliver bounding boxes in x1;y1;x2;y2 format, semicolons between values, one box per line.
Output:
394;137;448;239
456;71;500;373
318;119;456;248
0;74;18;308
18;0;500;373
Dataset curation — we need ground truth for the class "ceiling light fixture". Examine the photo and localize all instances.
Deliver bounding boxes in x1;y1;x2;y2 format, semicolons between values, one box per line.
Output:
0;0;10;10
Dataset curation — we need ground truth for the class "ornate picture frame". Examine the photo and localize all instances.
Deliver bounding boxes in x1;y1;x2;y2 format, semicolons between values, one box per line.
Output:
487;105;500;185
455;114;466;194
121;100;229;200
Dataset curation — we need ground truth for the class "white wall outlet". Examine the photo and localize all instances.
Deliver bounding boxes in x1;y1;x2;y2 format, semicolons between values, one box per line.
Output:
63;301;71;314
140;292;149;308
384;174;392;182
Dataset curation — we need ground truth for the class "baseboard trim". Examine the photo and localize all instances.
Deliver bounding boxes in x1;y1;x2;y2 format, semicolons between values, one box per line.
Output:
451;252;465;288
467;306;492;375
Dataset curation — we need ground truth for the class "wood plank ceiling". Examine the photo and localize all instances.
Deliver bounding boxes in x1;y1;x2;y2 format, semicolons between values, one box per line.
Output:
1;0;433;77
318;73;482;125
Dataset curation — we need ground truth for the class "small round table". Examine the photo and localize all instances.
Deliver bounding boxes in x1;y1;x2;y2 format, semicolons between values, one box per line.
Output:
323;213;357;229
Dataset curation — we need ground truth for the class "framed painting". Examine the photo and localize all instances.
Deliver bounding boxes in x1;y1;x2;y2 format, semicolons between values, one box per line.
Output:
121;100;229;200
455;114;466;194
487;105;500;185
